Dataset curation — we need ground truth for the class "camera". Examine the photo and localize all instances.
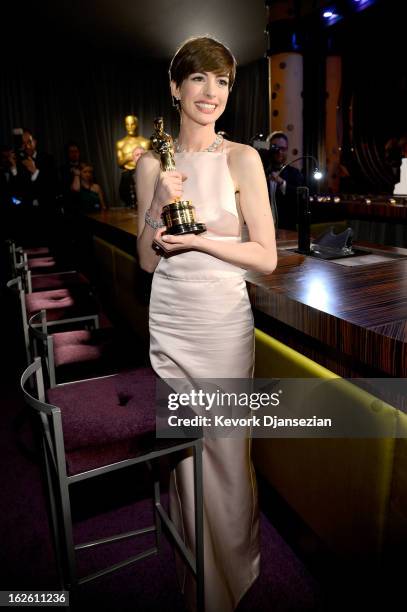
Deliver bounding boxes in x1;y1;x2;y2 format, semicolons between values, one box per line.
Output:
251;133;269;151
12;128;26;161
250;137;283;154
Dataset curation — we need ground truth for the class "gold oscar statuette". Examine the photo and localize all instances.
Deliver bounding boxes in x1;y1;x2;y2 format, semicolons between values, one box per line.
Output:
150;117;206;235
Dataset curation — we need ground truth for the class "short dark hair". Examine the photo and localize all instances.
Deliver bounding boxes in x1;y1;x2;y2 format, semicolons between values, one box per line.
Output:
22;128;34;136
267;130;288;144
65;141;80;154
22;128;38;143
169;36;237;92
268;131;288;144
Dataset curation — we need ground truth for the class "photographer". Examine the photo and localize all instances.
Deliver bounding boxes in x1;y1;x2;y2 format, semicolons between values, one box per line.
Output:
13;129;57;241
266;131;304;230
16;129;57;209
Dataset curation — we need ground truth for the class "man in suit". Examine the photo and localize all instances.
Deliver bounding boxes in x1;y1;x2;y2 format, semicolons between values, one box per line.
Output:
17;129;57;209
267;131;304;230
60;142;81;193
15;129;57;241
58;140;83;215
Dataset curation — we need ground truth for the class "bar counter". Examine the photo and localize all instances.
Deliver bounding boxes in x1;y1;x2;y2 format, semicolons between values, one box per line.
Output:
84;208;407;569
85;208;407;377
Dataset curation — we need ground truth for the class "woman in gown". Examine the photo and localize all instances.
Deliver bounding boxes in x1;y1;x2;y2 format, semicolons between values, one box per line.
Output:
135;37;277;612
70;163;107;212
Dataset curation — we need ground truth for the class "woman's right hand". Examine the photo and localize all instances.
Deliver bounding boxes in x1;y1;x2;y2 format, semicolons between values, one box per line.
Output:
151;170;187;213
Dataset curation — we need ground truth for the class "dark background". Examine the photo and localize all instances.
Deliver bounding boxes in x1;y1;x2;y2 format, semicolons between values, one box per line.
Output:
0;0;404;202
0;0;269;204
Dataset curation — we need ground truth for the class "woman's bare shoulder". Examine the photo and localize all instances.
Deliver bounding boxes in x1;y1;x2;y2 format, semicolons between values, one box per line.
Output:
225;141;261;167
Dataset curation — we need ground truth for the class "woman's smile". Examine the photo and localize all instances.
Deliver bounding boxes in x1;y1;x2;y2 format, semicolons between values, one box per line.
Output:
195;101;217;113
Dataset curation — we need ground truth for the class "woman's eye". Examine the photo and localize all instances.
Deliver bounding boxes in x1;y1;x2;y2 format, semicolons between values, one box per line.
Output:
218;79;229;86
192;76;204;81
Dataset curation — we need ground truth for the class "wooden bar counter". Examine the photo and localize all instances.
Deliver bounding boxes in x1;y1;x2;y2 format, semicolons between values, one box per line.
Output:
85;208;407;377
248;232;407;377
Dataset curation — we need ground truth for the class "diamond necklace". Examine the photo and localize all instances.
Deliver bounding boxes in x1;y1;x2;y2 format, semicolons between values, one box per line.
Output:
174;133;223;153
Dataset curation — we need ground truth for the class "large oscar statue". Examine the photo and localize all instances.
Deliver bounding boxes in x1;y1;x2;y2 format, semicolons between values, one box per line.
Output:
151;117;206;235
116;115;150;208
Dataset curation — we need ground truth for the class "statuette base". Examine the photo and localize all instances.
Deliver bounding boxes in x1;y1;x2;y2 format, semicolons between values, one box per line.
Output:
166;222;206;236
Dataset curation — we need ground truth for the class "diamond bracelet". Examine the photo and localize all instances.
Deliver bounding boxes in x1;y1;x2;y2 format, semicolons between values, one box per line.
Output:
145;208;165;229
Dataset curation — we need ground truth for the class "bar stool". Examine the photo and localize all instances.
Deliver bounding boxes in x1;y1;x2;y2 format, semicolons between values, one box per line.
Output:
7;276;101;367
8;242;55;277
8;241;89;294
10;249;59;295
20;359;204;610
29;309;136;388
26;270;90;293
26;256;58;273
24;247;51;257
14;250;90;294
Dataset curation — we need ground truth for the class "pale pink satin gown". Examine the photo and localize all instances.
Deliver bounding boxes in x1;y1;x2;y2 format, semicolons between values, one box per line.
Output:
149;148;260;612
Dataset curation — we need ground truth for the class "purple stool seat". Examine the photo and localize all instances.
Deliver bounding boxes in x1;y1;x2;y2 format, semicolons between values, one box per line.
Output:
24;247;51;257
53;330;105;366
31;272;90;292
27;257;57;270
53;328;94;348
46;326;137;386
25;287;101;321
26;289;74;317
46;368;157;476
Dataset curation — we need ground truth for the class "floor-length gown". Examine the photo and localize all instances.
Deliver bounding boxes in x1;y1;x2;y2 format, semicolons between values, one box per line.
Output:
149;148;260;612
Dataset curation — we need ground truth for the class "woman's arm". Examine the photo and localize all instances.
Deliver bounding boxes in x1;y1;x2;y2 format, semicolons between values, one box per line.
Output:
94;184;107;210
154;146;277;275
70;169;81;192
136;153;187;273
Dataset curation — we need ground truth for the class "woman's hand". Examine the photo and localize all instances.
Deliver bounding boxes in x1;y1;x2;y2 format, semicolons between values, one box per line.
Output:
151;171;187;213
153;227;200;253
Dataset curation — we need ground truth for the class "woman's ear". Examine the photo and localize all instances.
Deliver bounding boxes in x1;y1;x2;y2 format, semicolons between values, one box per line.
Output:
170;80;180;101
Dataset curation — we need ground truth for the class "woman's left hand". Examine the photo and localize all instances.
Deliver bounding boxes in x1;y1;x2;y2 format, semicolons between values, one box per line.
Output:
153;227;200;253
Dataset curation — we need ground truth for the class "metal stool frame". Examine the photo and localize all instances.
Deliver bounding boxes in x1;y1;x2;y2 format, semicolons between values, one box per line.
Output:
21;358;204;611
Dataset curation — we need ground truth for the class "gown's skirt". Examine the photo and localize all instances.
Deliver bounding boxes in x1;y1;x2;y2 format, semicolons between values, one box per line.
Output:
149;272;260;612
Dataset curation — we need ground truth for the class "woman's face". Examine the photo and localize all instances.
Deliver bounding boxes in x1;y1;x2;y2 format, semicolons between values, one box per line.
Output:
80;166;93;182
172;71;230;126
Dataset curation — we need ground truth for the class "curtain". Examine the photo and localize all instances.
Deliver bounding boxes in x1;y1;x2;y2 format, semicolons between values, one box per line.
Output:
221;58;270;144
1;57;268;205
